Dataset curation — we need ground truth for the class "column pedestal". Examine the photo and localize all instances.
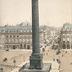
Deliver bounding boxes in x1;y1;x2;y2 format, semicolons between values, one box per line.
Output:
19;63;51;72
29;53;43;69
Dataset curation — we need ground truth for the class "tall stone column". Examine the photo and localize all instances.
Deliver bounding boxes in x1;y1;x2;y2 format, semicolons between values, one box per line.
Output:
0;0;2;25
19;0;51;71
30;0;43;69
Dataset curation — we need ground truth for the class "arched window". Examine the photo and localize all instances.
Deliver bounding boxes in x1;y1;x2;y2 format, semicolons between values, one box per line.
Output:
27;45;30;49
62;41;66;49
67;41;70;49
10;35;12;38
13;45;16;49
24;44;26;48
20;44;22;49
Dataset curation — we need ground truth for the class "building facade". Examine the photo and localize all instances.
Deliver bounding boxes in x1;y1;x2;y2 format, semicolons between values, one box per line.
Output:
59;23;72;49
0;23;59;50
0;23;44;50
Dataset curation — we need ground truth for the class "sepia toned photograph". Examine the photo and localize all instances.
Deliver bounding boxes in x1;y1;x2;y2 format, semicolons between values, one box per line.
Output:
0;0;72;72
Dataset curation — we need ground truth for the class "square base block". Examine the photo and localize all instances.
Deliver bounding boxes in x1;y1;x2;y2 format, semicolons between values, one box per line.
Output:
19;63;51;72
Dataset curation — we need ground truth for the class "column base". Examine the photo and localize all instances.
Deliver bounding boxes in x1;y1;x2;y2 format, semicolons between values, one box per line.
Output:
19;63;51;72
29;53;43;69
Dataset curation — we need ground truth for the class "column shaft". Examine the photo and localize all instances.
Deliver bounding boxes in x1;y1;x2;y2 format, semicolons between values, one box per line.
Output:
32;0;40;53
29;0;43;69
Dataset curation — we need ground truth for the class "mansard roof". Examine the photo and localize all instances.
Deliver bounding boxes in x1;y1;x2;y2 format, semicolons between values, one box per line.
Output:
62;23;72;31
0;23;44;33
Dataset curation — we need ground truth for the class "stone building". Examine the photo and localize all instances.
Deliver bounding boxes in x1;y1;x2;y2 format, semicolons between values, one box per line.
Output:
0;23;44;50
59;23;72;49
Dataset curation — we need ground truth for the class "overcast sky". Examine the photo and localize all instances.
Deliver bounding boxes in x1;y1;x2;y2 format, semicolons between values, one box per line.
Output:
0;0;72;27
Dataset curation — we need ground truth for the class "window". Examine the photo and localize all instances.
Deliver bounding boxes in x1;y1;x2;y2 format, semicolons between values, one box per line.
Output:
13;35;15;38
24;44;26;48
67;41;70;49
20;44;22;49
13;45;16;49
27;45;30;49
6;35;8;38
17;35;19;37
62;41;66;49
10;35;12;38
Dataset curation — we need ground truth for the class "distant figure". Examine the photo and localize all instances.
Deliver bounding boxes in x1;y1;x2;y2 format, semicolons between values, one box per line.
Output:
13;59;16;67
62;54;63;57
56;59;61;64
48;50;49;52
3;58;7;62
42;48;45;52
65;51;67;53
53;58;55;61
0;68;3;72
70;62;72;65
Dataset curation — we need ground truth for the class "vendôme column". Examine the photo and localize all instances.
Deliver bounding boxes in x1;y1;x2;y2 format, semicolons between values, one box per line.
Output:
30;0;43;69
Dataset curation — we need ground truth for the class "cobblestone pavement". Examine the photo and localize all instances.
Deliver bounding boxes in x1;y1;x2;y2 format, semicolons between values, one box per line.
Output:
43;48;72;72
0;48;72;72
0;49;32;72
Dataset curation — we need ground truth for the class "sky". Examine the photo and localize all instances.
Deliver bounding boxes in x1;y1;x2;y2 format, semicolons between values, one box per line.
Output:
0;0;72;27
